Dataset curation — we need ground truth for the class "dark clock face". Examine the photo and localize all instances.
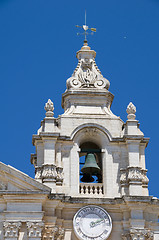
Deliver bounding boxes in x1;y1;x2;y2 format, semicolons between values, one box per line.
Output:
73;205;112;240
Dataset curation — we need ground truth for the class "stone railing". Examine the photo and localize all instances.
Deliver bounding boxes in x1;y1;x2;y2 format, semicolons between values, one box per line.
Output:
79;183;103;196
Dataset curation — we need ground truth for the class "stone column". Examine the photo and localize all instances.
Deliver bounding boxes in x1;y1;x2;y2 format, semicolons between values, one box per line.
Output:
127;140;143;196
56;142;63;186
3;221;21;240
62;144;72;194
42;138;57;191
124;102;144;196
26;222;44;240
43;139;56;165
70;144;80;195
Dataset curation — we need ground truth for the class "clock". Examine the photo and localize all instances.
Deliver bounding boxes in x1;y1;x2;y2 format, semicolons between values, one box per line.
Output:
73;205;112;240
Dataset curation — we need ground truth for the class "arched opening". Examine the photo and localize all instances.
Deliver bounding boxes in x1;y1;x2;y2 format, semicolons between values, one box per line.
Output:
79;142;102;183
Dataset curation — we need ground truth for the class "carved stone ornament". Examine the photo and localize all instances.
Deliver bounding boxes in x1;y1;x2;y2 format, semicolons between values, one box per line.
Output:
35;166;42;180
122;228;153;240
42;164;57;181
56;167;63;184
42;226;64;240
84;127;98;137
127;167;143;182
3;221;22;238
120;167;149;186
42;225;58;239
126;102;136;120
66;43;110;90
57;227;65;240
44;99;54;117
27;221;44;238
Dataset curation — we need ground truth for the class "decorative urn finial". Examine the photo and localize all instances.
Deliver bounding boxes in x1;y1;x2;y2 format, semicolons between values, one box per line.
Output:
126;102;136;120
44;99;54;117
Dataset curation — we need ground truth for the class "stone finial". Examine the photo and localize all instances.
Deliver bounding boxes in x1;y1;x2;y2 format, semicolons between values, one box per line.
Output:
44;99;54;117
126;102;136;120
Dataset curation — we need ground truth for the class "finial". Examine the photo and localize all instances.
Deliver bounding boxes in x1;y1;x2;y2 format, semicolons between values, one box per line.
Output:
76;11;96;43
44;99;54;117
126;102;136;120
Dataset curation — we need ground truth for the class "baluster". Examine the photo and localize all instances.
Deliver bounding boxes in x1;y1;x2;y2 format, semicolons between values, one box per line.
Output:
90;185;93;194
99;186;102;195
81;185;84;194
86;186;89;194
94;186;98;195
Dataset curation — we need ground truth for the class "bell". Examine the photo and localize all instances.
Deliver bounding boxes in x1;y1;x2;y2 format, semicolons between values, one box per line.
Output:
81;153;101;175
81;174;94;183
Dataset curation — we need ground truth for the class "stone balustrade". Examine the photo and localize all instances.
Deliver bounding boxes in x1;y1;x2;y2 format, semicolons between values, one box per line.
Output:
79;183;103;195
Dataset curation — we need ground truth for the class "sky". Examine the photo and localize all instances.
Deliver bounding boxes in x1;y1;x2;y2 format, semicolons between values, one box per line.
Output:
0;0;159;197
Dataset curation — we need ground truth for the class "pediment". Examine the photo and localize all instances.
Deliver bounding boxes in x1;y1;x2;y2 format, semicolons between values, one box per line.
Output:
0;162;50;192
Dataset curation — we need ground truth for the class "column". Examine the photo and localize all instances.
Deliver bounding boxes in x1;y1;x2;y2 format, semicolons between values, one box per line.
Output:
127;140;143;196
42;138;57;191
56;142;63;185
62;144;72;194
70;144;79;195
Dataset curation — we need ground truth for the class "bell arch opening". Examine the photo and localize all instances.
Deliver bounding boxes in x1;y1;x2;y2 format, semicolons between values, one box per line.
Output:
79;142;102;183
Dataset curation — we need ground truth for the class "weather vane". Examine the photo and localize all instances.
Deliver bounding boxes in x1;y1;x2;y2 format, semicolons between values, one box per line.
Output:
76;11;96;41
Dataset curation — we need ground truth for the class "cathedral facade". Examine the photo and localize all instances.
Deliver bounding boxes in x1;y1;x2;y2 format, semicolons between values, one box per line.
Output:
0;41;159;239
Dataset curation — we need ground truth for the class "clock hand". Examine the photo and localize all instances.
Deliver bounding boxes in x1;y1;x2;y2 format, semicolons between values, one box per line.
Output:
90;219;104;228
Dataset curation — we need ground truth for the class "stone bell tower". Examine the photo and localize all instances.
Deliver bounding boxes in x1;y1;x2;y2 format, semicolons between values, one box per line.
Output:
32;40;149;198
30;41;159;239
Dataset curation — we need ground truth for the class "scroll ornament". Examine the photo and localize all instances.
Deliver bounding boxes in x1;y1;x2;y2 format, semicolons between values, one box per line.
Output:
66;58;110;90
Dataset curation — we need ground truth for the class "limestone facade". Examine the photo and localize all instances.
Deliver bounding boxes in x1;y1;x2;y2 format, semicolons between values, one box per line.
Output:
0;41;159;239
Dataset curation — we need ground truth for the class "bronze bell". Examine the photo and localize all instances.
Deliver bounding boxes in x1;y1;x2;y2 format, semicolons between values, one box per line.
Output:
81;174;94;183
81;153;101;175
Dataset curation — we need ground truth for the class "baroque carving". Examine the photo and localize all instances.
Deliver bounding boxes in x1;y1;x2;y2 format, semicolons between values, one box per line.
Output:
66;43;110;90
142;169;149;186
42;164;57;181
45;99;54;117
27;221;44;238
57;227;65;240
127;167;143;182
120;167;149;186
84;127;98;137
56;167;63;185
126;102;136;120
43;225;58;239
42;226;64;240
122;228;153;240
120;169;127;185
3;221;21;238
35;166;42;180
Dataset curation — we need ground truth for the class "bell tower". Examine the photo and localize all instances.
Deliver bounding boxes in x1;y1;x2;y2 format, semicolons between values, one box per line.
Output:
31;40;149;198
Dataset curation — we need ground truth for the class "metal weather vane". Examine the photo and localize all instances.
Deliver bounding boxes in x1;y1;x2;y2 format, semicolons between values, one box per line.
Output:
76;11;96;41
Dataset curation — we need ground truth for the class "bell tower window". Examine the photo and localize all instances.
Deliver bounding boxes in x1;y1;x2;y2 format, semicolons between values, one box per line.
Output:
79;142;102;183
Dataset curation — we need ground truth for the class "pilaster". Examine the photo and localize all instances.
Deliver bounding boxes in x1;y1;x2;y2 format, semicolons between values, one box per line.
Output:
26;221;44;240
3;221;21;240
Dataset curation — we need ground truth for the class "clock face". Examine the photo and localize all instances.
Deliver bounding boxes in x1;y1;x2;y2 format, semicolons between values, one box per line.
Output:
73;205;112;240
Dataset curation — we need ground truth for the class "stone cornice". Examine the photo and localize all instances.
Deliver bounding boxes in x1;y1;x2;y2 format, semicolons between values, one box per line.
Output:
48;194;159;206
111;136;149;146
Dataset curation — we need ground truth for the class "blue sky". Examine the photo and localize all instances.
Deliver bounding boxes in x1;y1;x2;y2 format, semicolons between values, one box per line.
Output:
0;0;159;197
